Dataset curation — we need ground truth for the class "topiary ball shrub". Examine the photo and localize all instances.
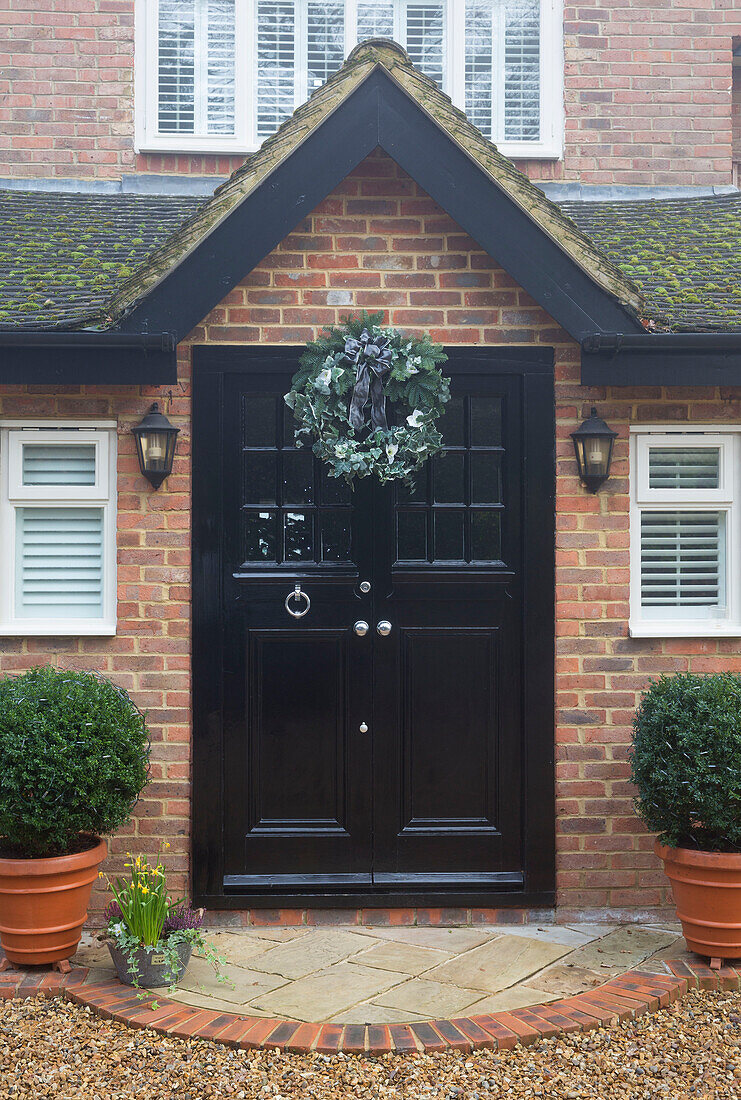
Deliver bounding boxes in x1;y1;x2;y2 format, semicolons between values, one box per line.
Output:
0;666;149;858
629;672;741;852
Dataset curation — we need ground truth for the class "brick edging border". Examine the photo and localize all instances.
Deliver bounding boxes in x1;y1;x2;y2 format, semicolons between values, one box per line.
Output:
2;960;739;1055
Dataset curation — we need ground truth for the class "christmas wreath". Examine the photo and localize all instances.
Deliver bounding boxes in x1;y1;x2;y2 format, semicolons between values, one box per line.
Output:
285;313;450;486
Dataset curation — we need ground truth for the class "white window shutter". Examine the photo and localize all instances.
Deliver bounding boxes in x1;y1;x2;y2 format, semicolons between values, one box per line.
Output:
503;0;540;141
404;3;445;88
206;0;237;133
157;0;235;136
648;447;721;491
356;1;394;39
22;444;96;487
256;0;296;138
158;0;196;133
306;3;346;93
640;511;724;610
15;508;105;620
464;0;495;138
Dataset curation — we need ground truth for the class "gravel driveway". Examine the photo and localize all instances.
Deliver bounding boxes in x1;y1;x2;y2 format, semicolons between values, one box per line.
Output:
1;989;740;1098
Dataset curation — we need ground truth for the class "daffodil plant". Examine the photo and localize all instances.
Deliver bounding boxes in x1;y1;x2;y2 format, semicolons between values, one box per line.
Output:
102;847;230;999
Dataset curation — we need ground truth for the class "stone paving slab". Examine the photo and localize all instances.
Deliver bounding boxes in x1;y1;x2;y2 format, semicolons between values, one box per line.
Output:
372;977;484;1018
250;961;401;1021
424;935;571;993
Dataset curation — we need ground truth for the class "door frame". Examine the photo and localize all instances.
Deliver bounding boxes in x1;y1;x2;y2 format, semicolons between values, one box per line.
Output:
192;344;555;909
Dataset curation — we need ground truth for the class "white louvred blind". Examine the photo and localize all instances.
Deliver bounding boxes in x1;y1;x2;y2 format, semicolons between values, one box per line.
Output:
306;2;345;93
640;511;724;610
22;444;96;486
503;0;540;141
648;447;721;490
465;0;495;137
15;508;105;620
256;0;296;137
157;0;235;136
405;3;444;88
357;0;394;39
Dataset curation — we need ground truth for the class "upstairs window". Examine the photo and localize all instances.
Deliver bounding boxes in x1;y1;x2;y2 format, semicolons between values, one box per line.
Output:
136;0;563;157
630;428;741;638
0;424;117;636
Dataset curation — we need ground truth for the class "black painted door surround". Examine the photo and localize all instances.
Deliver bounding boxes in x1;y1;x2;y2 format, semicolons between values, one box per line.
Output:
193;346;555;908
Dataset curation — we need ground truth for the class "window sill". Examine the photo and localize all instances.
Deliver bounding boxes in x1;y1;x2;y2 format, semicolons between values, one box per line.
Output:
0;623;117;637
629;620;741;639
135;136;563;161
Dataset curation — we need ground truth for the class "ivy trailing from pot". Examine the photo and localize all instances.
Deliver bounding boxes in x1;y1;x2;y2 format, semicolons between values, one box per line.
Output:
285;312;450;486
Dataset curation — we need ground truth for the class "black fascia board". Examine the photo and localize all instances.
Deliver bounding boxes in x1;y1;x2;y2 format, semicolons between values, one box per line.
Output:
581;331;741;386
117;68;644;343
0;331;177;385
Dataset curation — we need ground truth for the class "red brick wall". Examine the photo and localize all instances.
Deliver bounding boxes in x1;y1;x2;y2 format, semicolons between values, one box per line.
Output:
733;66;741;172
0;379;192;914
0;0;737;187
4;152;741;920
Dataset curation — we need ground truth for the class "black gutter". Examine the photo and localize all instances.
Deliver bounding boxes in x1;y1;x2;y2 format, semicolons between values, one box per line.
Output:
581;331;741;386
0;331;175;351
0;331;178;386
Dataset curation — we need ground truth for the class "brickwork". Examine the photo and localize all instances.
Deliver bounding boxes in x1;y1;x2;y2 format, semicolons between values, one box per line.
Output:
0;1;738;187
4;153;741;918
733;66;741;171
0;377;193;913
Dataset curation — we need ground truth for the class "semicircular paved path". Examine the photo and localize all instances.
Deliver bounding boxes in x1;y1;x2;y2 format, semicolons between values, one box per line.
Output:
4;923;739;1054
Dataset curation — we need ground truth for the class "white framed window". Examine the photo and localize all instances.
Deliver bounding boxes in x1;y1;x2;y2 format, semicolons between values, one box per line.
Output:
629;426;741;638
0;423;118;637
135;0;563;158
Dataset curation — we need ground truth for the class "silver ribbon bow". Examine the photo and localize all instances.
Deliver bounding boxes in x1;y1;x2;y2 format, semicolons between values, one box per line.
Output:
345;329;393;432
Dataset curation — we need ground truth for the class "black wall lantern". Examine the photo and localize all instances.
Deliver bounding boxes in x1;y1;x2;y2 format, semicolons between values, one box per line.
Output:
570;406;618;493
132;402;180;489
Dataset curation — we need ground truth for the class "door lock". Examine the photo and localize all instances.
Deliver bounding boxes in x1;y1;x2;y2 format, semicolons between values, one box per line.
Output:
359;580;371;593
353;620;370;636
376;620;392;636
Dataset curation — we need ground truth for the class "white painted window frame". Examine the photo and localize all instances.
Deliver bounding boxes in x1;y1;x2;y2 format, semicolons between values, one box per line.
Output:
0;422;118;637
629;425;741;639
135;0;564;159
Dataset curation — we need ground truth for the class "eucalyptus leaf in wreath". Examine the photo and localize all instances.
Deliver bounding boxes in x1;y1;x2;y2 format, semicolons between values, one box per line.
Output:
285;312;450;486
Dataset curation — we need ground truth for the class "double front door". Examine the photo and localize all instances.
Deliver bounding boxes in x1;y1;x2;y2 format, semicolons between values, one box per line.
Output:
193;347;555;905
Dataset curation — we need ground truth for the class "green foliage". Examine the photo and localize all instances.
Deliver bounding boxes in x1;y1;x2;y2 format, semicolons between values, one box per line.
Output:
629;673;741;851
0;667;150;858
285;312;450;486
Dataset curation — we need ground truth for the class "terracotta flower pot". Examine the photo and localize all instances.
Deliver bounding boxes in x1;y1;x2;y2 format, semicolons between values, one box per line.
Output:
655;839;741;960
0;837;107;967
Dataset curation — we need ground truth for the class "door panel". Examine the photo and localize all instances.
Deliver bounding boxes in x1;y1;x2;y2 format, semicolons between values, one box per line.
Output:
193;347;555;906
221;371;374;889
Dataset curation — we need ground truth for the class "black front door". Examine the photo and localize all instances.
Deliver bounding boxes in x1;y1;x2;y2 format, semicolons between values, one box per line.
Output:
193;347;555;907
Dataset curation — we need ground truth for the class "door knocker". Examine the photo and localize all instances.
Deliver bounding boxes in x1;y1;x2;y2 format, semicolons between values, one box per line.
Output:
285;584;311;619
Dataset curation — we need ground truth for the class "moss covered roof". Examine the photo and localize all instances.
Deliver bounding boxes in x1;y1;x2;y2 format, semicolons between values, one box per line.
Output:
0;190;202;329
560;193;741;332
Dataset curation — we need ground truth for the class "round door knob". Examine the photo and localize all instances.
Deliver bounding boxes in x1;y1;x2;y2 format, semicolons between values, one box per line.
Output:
359;722;369;733
376;620;392;636
353;620;369;636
